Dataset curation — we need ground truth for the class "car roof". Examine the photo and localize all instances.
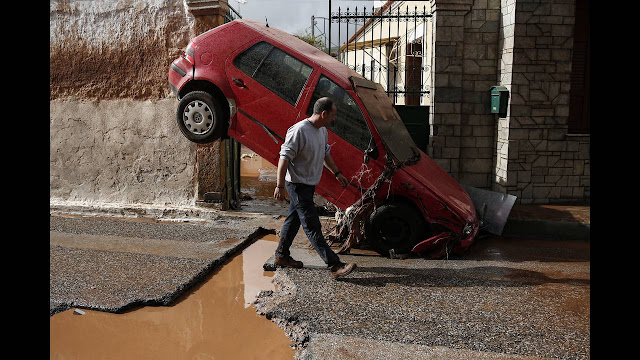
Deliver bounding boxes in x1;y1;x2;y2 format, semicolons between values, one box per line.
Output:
237;19;363;90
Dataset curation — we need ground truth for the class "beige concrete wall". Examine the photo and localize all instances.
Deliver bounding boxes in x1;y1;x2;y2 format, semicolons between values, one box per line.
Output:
50;0;201;207
50;98;197;206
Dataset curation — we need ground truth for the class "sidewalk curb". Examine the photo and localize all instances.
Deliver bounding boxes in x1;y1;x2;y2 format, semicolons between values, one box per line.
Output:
502;219;590;241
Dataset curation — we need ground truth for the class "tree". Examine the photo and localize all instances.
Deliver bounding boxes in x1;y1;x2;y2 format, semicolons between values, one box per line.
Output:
293;30;326;52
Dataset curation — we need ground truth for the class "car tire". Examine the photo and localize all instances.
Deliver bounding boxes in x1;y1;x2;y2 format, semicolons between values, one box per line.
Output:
365;202;426;257
176;91;225;144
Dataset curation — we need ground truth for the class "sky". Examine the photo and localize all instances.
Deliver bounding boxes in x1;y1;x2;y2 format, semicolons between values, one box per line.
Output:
229;0;384;49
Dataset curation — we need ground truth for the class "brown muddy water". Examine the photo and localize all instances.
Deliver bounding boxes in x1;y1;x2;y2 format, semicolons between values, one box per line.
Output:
50;235;295;360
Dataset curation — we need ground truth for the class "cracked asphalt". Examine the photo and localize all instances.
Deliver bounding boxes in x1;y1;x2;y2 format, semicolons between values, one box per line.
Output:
258;235;590;359
49;213;279;315
50;207;590;359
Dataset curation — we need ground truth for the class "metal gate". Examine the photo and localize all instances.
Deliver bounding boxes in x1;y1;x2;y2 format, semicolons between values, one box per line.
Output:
329;1;432;106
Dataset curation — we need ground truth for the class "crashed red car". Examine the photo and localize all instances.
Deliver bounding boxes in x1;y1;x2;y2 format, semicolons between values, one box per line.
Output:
168;19;480;258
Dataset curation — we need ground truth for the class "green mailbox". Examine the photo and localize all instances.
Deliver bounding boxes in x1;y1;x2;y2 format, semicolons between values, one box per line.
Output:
490;85;509;117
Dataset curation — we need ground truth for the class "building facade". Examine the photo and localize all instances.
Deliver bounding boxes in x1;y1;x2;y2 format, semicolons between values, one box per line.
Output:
342;0;589;204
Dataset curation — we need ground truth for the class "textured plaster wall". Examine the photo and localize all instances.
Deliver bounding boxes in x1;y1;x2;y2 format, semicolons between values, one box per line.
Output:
50;99;197;206
50;0;203;207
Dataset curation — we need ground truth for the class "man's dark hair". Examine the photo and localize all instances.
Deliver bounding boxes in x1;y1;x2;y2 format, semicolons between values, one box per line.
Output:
313;97;334;115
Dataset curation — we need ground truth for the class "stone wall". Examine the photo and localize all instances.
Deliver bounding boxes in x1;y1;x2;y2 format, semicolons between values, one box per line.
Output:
429;0;502;189
50;0;225;207
430;0;589;204
499;0;588;204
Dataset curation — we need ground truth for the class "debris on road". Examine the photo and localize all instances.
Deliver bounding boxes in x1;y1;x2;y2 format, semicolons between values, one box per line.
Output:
73;309;85;315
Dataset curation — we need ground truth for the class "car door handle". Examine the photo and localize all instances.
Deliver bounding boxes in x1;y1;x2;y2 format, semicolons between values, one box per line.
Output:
232;78;246;88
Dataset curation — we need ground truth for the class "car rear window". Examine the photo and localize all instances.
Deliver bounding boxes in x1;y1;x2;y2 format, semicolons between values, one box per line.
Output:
234;41;313;105
306;75;372;152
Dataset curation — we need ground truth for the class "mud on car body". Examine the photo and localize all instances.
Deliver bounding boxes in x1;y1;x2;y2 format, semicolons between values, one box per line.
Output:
168;19;479;258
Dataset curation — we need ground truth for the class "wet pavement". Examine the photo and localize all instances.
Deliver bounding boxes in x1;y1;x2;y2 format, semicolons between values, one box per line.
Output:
257;235;590;359
49;213;279;315
50;194;590;359
51;237;295;359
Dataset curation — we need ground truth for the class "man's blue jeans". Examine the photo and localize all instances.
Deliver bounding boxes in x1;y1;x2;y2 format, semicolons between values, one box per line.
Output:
276;181;341;267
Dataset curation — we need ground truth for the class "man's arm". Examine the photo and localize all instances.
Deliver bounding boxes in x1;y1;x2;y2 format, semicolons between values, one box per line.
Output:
273;157;289;200
324;153;349;188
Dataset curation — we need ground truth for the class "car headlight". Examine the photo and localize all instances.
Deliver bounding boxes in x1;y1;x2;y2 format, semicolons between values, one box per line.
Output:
463;222;473;236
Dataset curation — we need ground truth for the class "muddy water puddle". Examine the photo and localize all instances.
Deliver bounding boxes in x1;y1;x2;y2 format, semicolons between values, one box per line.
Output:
50;234;294;359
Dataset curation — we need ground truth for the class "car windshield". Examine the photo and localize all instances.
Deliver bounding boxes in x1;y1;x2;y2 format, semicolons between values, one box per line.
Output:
350;77;419;163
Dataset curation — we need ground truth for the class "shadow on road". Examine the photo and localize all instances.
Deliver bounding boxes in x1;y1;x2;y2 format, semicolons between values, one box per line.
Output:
338;265;590;288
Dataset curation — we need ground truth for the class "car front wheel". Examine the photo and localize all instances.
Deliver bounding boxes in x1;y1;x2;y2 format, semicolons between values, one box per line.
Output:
176;91;224;143
365;202;426;256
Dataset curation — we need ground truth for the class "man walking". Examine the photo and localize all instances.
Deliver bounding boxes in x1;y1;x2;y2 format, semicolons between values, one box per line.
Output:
273;97;357;279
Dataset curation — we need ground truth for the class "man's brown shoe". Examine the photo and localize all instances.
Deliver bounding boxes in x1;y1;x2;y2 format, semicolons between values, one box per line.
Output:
330;262;357;279
274;255;303;269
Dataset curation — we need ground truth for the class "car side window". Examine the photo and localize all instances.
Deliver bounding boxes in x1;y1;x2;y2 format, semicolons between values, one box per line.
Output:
233;41;313;105
233;41;272;76
306;75;372;152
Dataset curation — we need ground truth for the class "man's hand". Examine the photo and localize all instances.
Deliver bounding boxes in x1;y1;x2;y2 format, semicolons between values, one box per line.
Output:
274;186;285;201
336;173;349;188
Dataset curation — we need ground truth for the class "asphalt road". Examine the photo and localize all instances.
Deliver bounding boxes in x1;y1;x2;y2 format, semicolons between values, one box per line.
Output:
49;211;590;359
258;235;590;359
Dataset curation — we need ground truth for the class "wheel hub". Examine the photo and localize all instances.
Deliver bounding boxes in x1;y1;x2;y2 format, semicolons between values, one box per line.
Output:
183;100;214;134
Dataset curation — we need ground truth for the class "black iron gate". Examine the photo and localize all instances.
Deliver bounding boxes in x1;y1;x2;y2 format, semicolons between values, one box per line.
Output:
329;2;432;106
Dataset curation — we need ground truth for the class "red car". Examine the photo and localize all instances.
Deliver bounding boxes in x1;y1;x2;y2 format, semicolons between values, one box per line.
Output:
169;19;479;258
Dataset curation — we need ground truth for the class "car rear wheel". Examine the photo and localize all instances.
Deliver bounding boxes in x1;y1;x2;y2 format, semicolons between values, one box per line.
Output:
176;91;224;143
365;202;426;256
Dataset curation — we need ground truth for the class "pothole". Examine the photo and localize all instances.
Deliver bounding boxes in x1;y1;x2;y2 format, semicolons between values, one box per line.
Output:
50;235;295;359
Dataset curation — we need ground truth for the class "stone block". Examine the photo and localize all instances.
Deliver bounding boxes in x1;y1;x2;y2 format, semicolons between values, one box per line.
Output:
568;176;580;187
459;173;490;188
510;128;528;140
528;129;543;140
442;147;460;159
552;24;574;37
536;36;553;45
532;155;547;167
472;10;486;21
573;160;585;176
435;88;463;102
551;49;572;61
510;105;532;117
446;136;461;147
461;137;476;147
578;143;590;159
534;140;548;151
434;158;450;172
547;155;561;168
473;125;494;137
532;186;550;199
486;9;500;21
476;136;494;147
548;141;566;152
461;158;493;173
539;15;563;24
551;3;575;16
532;108;554;117
442;16;465;27
572;187;584;198
442;114;462;125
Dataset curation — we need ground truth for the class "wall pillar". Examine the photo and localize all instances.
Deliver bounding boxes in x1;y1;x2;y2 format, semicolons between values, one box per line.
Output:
429;0;501;189
186;0;230;205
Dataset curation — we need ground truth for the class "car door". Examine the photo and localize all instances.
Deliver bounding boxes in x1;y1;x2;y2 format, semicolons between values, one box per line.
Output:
225;40;315;165
304;73;387;210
